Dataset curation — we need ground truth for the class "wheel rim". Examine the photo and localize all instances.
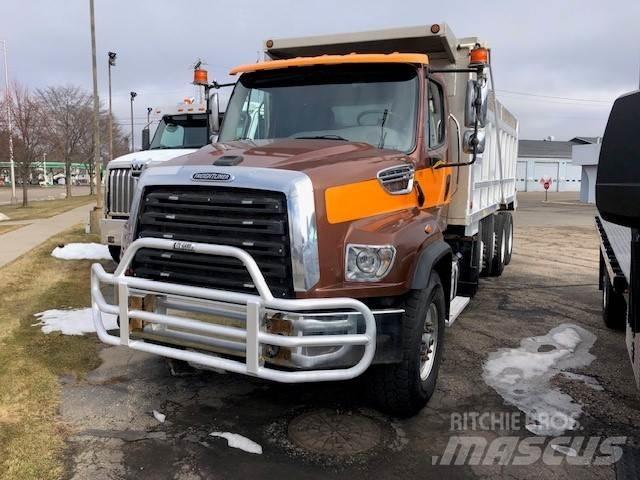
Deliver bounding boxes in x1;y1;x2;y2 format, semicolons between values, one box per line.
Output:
506;222;513;256
500;230;506;262
420;302;439;380
479;240;485;270
603;278;608;309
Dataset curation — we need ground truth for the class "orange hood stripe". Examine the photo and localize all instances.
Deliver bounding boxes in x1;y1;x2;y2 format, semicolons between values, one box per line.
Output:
325;167;452;224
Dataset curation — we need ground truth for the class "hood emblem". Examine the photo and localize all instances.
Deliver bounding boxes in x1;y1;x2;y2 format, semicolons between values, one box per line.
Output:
130;158;149;177
192;172;234;182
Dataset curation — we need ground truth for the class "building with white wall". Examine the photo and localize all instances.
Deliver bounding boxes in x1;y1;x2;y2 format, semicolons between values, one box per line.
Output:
516;139;584;192
571;141;602;203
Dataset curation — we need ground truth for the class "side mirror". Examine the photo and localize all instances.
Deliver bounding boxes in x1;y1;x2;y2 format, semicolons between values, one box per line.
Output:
141;128;150;150
209;92;220;134
596;90;640;227
462;130;486;154
464;79;488;128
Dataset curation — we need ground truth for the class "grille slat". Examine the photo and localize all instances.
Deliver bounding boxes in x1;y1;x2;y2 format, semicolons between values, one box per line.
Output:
132;186;294;298
107;168;135;216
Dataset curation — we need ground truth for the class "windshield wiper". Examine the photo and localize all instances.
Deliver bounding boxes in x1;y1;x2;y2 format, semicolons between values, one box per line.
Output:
378;109;388;149
294;135;349;141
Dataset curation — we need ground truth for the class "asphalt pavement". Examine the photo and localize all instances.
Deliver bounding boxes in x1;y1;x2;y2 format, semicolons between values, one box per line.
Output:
59;192;640;479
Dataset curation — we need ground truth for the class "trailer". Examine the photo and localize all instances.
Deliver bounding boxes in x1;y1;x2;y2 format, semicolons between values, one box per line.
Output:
595;90;640;389
91;23;518;416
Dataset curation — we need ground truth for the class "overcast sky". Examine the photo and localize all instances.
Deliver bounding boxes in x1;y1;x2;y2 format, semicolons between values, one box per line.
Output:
2;0;639;147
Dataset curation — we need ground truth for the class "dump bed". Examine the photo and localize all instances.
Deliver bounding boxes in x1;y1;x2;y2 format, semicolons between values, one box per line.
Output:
265;23;518;234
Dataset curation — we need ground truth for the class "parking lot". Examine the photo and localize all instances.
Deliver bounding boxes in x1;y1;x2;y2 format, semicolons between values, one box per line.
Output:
58;193;640;479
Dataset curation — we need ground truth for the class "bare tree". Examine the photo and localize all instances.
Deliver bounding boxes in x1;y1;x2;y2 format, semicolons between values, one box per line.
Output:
77;107;129;195
38;86;92;198
9;83;45;206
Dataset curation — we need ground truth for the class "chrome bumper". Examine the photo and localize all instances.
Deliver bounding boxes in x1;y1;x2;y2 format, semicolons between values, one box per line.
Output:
91;238;377;383
100;217;127;246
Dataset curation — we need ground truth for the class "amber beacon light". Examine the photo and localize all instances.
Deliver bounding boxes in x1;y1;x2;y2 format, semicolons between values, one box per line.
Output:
193;68;208;85
469;46;489;67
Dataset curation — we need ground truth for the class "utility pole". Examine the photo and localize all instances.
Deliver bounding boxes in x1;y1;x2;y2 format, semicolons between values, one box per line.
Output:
130;91;137;151
2;40;16;204
89;0;103;234
108;51;116;161
43;152;47;186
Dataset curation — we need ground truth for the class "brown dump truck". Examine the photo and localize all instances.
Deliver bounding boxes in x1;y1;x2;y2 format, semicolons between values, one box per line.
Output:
91;23;519;416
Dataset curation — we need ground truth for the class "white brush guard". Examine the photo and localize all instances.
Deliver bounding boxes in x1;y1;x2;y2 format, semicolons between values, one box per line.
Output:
91;238;377;383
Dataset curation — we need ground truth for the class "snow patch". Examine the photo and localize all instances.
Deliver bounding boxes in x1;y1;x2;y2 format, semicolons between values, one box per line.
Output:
33;308;117;335
0;213;9;221
152;410;166;423
482;324;596;436
210;432;263;454
51;243;111;260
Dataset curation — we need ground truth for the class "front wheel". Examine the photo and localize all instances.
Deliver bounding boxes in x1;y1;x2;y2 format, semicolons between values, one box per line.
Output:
367;273;446;417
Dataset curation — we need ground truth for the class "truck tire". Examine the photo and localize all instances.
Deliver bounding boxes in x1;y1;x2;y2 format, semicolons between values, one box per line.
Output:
108;245;121;263
480;215;495;277
368;272;445;417
490;214;507;276
501;212;514;266
602;268;626;331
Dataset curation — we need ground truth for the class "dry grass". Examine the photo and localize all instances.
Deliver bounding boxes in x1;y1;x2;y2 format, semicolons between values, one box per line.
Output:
0;225;110;480
0;195;95;221
0;224;25;235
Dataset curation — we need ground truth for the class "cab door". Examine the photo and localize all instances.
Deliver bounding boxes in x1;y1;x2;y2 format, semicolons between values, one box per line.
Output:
416;77;452;209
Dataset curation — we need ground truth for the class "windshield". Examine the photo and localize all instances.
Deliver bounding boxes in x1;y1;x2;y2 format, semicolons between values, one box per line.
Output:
219;64;419;153
149;114;208;149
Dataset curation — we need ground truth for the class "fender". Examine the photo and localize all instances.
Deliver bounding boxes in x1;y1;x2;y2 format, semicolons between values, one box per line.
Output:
410;239;452;290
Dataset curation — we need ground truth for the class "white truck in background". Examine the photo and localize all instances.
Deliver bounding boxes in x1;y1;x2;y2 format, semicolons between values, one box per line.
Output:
102;94;223;261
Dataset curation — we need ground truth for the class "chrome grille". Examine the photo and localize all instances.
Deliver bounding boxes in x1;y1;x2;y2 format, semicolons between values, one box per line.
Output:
132;186;295;298
107;168;136;216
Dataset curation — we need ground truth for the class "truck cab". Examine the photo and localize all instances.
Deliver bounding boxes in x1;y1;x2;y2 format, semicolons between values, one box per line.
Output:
92;24;518;416
101;101;211;261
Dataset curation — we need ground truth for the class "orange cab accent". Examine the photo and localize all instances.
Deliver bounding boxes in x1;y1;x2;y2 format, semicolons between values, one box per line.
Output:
325;166;452;224
229;53;429;75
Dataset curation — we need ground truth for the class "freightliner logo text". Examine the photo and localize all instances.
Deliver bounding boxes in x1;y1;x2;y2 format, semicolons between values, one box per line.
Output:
191;172;234;182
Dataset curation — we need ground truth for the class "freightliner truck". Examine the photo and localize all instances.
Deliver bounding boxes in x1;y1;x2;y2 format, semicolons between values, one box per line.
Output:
92;24;518;416
595;90;640;389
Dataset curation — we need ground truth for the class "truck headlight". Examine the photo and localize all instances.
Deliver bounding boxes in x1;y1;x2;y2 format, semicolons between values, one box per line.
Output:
345;244;396;282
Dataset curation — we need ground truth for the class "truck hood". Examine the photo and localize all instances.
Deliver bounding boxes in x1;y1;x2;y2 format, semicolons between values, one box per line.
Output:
107;148;197;169
159;139;411;189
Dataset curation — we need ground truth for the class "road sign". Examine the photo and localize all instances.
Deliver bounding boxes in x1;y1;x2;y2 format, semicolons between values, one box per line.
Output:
539;177;553;200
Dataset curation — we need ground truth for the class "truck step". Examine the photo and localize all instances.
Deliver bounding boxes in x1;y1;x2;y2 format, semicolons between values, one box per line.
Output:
447;296;470;327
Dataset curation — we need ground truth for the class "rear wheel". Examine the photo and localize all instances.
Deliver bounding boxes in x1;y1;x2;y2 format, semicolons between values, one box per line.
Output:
501;212;514;266
480;215;495;277
602;268;626;331
368;273;445;417
490;214;507;276
108;245;121;263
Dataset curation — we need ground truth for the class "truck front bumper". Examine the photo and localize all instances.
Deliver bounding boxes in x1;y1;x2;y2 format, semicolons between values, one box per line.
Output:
100;217;127;246
91;238;379;383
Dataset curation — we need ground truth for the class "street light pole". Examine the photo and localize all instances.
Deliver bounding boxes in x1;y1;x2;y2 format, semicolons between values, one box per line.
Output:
89;0;103;234
108;51;116;161
130;91;137;152
2;40;16;204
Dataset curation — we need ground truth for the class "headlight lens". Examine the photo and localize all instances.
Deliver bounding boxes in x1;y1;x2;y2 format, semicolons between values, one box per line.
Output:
345;244;396;282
